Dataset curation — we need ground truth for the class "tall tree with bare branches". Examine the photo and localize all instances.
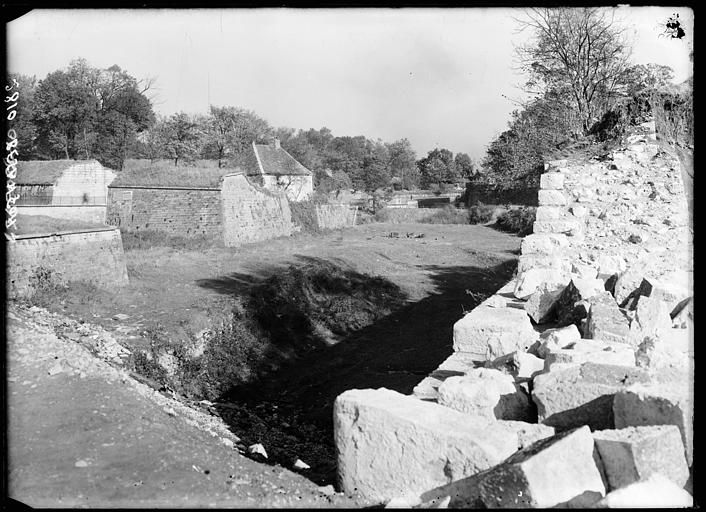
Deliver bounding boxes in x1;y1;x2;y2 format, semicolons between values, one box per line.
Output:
516;7;632;133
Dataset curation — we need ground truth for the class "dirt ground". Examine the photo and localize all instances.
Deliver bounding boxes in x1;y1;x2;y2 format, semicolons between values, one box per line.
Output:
13;222;522;497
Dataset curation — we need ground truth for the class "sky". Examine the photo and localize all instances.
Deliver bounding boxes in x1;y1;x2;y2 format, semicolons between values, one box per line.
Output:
6;7;694;161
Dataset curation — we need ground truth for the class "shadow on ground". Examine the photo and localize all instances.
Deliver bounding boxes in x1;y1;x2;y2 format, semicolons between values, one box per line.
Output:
196;255;518;486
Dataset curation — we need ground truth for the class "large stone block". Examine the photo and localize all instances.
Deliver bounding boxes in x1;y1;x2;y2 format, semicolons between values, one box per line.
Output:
594;473;693;508
534;206;564;221
612;256;666;307
524;282;564;324
554;278;606;327
671;296;693;329
520;233;569;255
517;254;572;275
453;305;538;361
532;363;651;431
476;426;605;508
438;368;534;422
593;425;689;490
412;352;478;401
499;421;555;450
540;172;565;190
633;276;690;312
514;267;570;300
543;339;635;371
586;302;629;344
487;350;545;382
532;219;583;236
536;324;581;358
333;388;519;503
613;384;693;465
538;189;568;207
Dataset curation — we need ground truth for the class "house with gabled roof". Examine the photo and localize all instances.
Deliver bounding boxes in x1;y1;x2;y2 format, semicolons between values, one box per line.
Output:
246;139;314;202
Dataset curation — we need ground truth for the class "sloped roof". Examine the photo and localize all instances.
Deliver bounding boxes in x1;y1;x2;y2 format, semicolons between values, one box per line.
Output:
253;143;312;176
15;160;84;185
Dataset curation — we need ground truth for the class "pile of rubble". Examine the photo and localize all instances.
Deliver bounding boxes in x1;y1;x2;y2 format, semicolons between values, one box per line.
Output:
333;121;694;508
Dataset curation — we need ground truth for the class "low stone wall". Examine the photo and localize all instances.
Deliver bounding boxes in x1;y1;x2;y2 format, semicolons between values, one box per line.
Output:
7;228;129;299
333;120;694;507
16;205;108;224
221;173;294;246
314;204;357;230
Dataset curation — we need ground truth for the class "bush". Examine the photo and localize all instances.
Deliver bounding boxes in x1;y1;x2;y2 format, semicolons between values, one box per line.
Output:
25;266;67;307
495;207;536;236
419;205;469;224
468;204;506;224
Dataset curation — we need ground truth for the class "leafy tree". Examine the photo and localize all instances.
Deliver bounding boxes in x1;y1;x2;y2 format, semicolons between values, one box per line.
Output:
202;106;272;168
622;63;674;96
454;152;476;181
162;112;203;166
386;138;419;190
516;7;632;133
417;148;458;188
316;168;353;196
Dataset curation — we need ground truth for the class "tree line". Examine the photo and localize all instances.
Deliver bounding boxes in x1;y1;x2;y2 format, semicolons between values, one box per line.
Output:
476;7;681;188
10;59;476;194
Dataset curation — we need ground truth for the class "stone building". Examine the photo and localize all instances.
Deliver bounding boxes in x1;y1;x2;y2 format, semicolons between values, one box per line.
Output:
106;170;294;247
245;139;314;202
14;160;116;223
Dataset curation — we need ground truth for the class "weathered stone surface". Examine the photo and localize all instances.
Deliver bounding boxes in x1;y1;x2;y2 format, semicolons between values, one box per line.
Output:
613;257;664;307
586;302;629;344
613;384;693;465
453;305;538;361
594;473;693;508
633;276;690;312
499;421;556;450
487;350;544;382
554;278;606;327
671;296;693;329
438;368;534;422
627;296;673;345
524;282;564;324
536;324;581;358
533;219;583;236
532;363;651;430
517;254;572;275
534;206;564;221
514;268;570;300
521;233;569;255
571;262;598;280
593;425;689;490
540;172;565;190
334;388;519;502
476;426;605;508
538;189;568;207
570;205;588;217
543;339;635;371
412;352;477;401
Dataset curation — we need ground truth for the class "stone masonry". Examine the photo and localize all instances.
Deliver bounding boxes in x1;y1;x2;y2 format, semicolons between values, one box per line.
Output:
333;119;693;507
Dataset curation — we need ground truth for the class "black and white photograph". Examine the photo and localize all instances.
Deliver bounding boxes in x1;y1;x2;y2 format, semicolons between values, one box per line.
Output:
4;5;694;508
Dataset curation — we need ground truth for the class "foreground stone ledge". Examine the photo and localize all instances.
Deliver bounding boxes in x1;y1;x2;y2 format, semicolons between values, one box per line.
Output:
592;425;689;491
613;384;693;466
476;426;605;508
452;305;538;361
532;363;651;431
542;339;636;371
334;388;518;503
593;473;693;508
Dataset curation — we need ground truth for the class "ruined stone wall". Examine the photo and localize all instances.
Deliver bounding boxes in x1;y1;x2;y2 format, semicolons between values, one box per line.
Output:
106;186;223;238
261;174;314;202
52;160;116;204
7;228;129;299
333;120;694;507
221;173;294;247
314;204;357;230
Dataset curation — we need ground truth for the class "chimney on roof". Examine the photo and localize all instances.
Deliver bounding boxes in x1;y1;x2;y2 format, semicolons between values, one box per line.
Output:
273;138;281;150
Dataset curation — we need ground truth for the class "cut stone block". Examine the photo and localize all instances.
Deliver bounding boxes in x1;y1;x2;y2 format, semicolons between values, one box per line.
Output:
671;297;693;329
540;172;565;190
412;352;477;400
633;277;690;312
334;388;519;503
487;350;545;382
476;426;605;508
593;425;689;490
517;254;572;275
586;302;629;344
453;305;538;361
613;384;693;465
532;363;651;431
594;473;693;508
538;189;568;207
613;257;664;307
525;281;564;324
520;233;569;255
438;368;534;422
534;206;564;221
536;324;581;358
545;159;568;170
596;254;627;278
554;278;606;327
632;295;673;335
514;267;570;300
543;339;635;371
571;262;598;280
533;219;583;236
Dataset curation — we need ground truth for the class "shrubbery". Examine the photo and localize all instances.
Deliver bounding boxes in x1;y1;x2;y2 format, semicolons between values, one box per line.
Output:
495;207;536;236
418;205;469;224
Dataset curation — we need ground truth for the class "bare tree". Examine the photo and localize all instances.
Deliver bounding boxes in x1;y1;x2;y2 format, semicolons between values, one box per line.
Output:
515;7;632;133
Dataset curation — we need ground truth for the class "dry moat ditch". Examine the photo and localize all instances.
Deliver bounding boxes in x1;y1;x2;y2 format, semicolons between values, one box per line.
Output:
24;223;521;487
